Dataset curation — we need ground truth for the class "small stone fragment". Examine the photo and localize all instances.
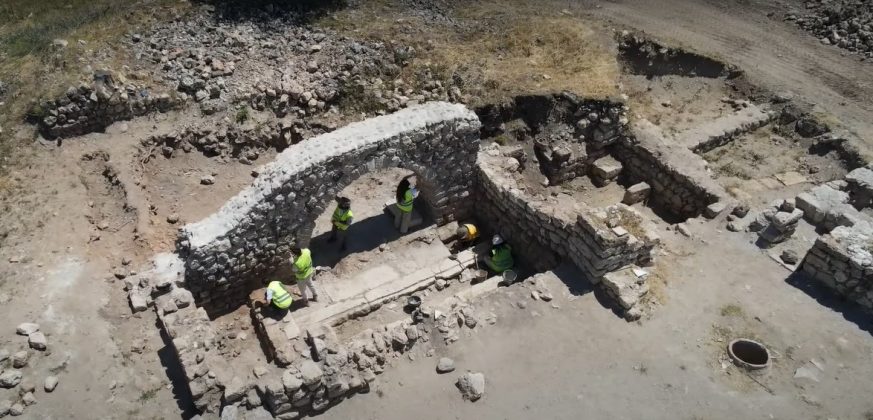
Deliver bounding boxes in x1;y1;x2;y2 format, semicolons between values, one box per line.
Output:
44;376;59;392
200;175;215;185
436;357;455;373
0;370;22;388
11;351;28;368
16;323;39;336
21;392;35;406
780;250;799;265
167;213;180;224
8;403;24;416
29;332;48;351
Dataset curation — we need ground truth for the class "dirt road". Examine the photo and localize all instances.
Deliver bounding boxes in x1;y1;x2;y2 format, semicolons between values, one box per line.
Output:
583;0;873;143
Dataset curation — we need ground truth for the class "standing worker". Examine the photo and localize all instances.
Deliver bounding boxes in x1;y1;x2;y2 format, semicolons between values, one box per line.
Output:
329;197;353;251
291;247;319;306
483;234;514;274
263;280;293;312
395;174;419;234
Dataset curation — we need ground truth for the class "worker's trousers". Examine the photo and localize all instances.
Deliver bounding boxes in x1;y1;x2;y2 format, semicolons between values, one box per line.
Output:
395;210;412;234
297;274;319;301
329;226;348;250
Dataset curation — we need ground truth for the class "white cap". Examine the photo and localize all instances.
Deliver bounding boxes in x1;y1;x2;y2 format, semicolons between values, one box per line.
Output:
492;234;504;246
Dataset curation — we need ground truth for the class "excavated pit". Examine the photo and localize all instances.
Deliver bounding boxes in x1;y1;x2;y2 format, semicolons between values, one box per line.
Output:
617;33;741;79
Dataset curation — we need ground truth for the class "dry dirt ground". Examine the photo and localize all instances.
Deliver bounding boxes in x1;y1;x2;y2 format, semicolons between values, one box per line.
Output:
0;0;872;419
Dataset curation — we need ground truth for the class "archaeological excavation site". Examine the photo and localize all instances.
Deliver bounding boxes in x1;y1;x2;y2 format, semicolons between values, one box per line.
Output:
1;1;873;419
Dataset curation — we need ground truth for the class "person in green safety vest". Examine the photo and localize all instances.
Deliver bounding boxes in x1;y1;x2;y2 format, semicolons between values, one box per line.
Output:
291;247;319;306
394;174;419;234
328;197;353;251
483;234;514;273
264;280;293;312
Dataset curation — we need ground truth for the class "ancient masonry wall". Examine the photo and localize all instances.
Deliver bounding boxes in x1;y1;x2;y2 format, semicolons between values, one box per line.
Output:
475;157;660;282
176;102;481;315
37;77;182;138
612;120;728;218
801;222;873;313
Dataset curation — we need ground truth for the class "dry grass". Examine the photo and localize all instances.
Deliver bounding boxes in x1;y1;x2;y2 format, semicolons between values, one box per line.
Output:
319;0;620;105
720;303;743;317
0;0;189;176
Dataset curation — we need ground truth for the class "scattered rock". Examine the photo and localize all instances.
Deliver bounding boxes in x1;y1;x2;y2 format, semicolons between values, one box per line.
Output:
15;323;39;336
167;213;180;224
780;250;799;265
8;403;23;416
436;357;455;373
44;376;59;392
0;370;22;388
455;372;485;402
11;351;28;368
29;332;48;351
0;400;9;417
200;175;215;185
21;392;35;406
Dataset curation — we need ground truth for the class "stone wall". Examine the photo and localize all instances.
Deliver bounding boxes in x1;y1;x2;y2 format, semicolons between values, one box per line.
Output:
36;73;182;139
801;222;873;313
176;102;481;315
475;154;659;282
612;120;727;219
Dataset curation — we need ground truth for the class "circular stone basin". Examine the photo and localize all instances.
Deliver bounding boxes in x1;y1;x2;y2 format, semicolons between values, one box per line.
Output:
727;339;770;370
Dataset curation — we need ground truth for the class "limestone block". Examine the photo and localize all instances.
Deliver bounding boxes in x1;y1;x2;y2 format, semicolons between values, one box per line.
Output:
591;156;623;181
622;182;651;205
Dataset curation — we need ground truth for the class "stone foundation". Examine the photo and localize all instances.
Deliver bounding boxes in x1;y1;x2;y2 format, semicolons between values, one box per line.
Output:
36;73;182;139
801;222;873;313
612;120;728;218
176;102;481;315
476;152;659;281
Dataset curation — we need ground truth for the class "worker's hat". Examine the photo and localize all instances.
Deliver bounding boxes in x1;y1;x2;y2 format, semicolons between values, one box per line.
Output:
492;234;504;246
338;197;351;209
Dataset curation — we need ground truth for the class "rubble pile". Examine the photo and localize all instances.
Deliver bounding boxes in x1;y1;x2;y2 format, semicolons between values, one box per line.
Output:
748;199;805;246
133;7;461;115
786;0;873;59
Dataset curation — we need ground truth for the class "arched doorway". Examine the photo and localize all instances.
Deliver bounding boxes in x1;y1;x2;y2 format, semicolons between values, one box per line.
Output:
176;102;481;316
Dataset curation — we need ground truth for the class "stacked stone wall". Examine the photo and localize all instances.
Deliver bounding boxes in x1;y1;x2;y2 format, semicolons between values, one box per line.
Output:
36;77;182;139
475;159;659;282
176;102;481;315
612;120;726;218
801;223;873;313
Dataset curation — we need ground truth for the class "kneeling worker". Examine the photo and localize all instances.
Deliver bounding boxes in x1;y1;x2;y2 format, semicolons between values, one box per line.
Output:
291;247;319;306
456;223;480;245
452;223;479;252
264;280;293;311
483;234;514;274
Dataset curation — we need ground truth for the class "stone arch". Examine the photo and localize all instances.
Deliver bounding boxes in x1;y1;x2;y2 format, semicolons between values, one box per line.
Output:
176;102;481;315
295;158;443;246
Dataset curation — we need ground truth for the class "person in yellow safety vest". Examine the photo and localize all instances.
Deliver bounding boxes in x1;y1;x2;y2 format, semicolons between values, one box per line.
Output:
264;280;293;311
452;223;479;252
483;234;514;273
456;223;479;243
328;197;353;251
291;247;319;306
394;174;419;234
